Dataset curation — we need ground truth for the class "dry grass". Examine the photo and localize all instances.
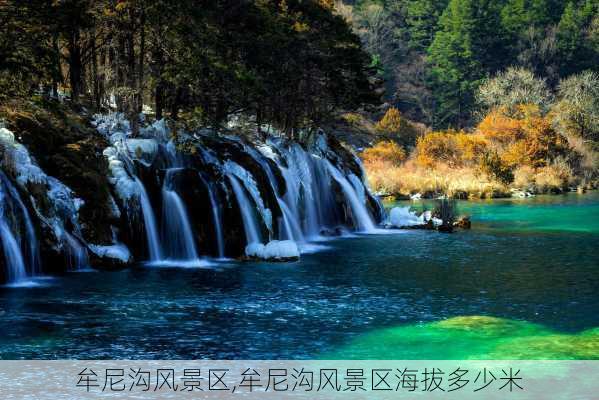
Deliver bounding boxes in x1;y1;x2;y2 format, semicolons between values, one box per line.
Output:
364;158;510;198
364;156;582;198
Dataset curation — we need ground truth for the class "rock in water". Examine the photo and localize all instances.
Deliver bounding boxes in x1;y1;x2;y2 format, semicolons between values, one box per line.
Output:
454;216;472;229
245;240;300;262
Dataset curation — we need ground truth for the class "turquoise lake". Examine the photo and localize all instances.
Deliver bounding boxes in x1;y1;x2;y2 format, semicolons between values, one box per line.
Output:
0;192;597;359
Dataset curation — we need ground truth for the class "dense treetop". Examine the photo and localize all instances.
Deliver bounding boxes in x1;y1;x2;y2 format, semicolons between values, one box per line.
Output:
0;0;378;134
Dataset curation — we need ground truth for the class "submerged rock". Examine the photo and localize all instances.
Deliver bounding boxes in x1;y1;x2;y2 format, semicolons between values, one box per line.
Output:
454;216;472;229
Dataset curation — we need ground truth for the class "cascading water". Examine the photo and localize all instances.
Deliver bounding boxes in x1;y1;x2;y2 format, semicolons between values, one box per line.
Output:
134;177;163;261
198;174;225;258
325;160;376;232
267;141;339;238
228;176;263;245
95;113;384;262
0;171;40;274
278;200;304;241
0;218;27;283
63;231;90;271
161;169;200;261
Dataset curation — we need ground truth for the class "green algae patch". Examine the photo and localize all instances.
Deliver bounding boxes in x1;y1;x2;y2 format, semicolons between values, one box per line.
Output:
486;329;599;360
325;316;599;360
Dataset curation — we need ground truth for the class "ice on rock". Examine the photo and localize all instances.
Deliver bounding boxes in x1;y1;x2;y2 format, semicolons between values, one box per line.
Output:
256;144;279;161
101;145;139;201
264;240;299;260
0;127;86;251
92;112;130;137
126;138;158;165
245;243;266;258
245;240;300;261
89;243;132;263
389;207;426;227
94;114;166;201
0;127;15;142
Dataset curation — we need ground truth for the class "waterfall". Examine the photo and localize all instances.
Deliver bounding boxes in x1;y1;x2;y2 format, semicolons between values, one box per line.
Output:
134;177;163;261
245;144;304;243
224;161;272;238
0;171;40;283
228;176;262;245
325;161;376;232
63;231;90;270
0;219;27;283
268;142;338;238
199;174;225;258
0;171;40;274
278;200;304;241
95;113;385;262
161;169;199;261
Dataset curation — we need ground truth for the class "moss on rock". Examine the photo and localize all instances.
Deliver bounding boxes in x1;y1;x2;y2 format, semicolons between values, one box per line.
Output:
1;98;114;243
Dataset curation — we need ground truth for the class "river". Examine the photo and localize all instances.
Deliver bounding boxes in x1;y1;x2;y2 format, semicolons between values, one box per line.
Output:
0;192;597;359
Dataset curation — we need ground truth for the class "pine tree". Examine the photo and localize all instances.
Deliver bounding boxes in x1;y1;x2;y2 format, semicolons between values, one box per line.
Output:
405;0;448;52
556;0;598;75
427;0;504;128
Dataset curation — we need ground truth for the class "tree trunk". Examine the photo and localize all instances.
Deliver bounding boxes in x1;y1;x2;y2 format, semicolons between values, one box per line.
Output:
68;28;82;101
155;82;164;120
138;7;146;114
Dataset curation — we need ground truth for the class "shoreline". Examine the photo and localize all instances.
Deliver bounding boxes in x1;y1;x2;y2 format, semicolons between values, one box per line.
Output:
379;187;596;203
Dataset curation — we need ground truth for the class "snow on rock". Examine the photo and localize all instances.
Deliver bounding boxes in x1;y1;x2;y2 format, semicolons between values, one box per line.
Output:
389;207;440;228
125;138;158;165
245;240;300;261
92;112;130;137
264;240;299;260
245;243;266;258
102;144;139;201
0;127;86;248
88;243;132;263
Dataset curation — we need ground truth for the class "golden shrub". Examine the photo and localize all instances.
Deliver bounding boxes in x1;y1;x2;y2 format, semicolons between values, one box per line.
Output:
501;140;529;167
455;133;488;163
415;130;487;168
375;107;421;147
375;107;403;134
361;140;406;166
477;108;525;144
478;104;569;168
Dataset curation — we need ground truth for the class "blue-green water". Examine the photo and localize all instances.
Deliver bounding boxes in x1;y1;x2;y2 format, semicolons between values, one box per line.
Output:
0;193;597;359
